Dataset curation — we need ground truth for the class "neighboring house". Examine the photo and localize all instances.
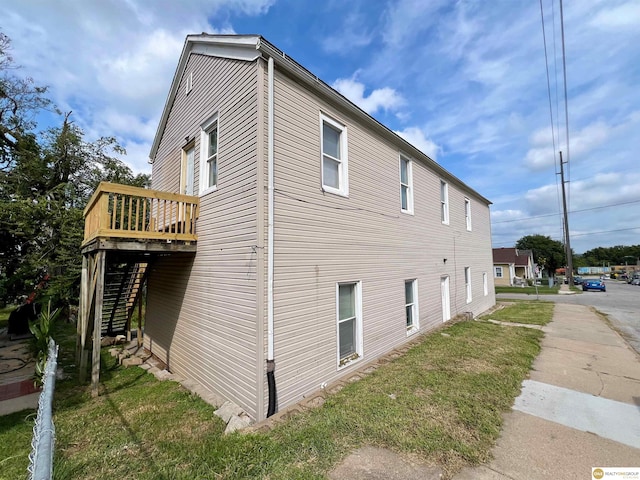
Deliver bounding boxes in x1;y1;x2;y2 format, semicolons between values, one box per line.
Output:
80;34;496;422
492;248;534;286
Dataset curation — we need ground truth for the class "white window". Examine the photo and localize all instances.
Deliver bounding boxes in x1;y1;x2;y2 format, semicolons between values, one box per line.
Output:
483;272;488;296
185;71;193;94
405;279;419;334
465;267;472;303
180;144;195;196
465;197;472;231
495;266;503;278
400;154;413;214
441;180;449;224
337;281;362;368
199;115;218;194
321;114;348;197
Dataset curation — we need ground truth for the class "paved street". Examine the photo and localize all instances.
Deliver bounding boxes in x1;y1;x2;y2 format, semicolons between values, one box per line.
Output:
497;280;640;354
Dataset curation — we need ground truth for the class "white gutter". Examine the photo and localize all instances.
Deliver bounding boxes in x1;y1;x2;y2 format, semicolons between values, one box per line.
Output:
267;56;274;361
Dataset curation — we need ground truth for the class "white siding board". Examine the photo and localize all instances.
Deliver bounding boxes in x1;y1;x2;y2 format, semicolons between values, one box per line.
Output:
148;54;261;418
269;69;495;409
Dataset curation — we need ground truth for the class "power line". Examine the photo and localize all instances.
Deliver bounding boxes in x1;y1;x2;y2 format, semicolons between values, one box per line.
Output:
571;226;640;238
559;0;571;210
492;225;640;247
539;0;565;239
492;198;640;224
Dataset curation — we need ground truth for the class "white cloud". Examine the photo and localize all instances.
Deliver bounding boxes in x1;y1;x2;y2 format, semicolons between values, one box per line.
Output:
322;12;374;54
394;127;441;160
332;77;405;115
2;0;274;172
590;1;640;29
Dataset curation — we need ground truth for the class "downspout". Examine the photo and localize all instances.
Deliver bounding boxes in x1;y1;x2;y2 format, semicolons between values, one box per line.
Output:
266;56;277;417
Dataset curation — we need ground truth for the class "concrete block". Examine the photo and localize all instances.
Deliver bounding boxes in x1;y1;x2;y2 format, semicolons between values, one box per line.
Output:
214;401;244;423
122;357;143;368
224;414;252;434
153;369;172;381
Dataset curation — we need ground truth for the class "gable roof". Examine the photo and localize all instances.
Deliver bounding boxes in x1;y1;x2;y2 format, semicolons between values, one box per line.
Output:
149;34;491;206
492;248;533;266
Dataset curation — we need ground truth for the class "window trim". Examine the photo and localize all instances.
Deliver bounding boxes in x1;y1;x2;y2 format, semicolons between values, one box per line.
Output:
320;113;349;197
185;71;193;95
399;153;414;214
199;114;219;195
495;266;503;278
441;180;449;225
465;267;472;304
336;281;362;369
465;197;472;231
405;279;419;335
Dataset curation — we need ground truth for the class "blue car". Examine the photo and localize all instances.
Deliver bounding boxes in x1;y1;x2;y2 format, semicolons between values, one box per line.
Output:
583;279;606;292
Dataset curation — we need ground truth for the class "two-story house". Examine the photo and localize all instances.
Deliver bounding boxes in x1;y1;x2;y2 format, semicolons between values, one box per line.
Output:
79;34;496;422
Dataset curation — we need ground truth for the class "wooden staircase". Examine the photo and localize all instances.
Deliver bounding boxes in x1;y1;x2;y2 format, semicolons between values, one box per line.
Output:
102;261;148;336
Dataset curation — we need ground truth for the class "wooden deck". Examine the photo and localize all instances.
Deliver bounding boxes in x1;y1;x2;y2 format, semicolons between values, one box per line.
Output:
78;182;199;394
82;182;199;250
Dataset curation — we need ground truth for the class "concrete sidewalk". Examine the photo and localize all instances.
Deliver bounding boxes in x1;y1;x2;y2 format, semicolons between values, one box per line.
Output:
456;303;640;479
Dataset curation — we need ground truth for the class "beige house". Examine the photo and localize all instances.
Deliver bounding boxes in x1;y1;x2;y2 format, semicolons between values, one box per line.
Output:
492;248;535;286
128;34;497;421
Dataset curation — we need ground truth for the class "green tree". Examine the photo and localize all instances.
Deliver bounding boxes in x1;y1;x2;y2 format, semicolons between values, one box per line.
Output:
0;32;149;307
515;235;566;276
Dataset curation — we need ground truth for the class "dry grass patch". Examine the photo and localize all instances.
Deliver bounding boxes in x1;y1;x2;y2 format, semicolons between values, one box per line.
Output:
482;301;554;325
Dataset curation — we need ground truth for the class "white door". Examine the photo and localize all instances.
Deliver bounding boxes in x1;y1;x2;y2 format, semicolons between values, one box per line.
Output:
183;146;195;195
441;276;451;322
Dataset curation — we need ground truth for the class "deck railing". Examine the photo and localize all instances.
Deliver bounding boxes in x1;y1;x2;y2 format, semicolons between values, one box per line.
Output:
83;182;199;245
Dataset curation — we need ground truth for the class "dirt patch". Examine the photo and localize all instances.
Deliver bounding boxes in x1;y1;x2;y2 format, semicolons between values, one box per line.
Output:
329;446;442;480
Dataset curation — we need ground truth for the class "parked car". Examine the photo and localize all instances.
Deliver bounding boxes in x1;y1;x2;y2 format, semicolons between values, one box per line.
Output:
583;279;606;292
631;278;640;286
563;275;583;285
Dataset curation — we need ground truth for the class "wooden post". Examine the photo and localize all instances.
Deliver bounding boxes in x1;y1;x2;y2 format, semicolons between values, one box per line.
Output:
137;287;143;348
76;255;88;365
79;254;97;383
91;250;106;397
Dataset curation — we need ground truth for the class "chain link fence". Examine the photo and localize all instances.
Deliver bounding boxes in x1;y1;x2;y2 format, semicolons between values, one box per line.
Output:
27;339;58;480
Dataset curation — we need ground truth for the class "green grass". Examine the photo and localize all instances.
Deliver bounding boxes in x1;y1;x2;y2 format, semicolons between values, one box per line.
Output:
495;285;559;295
482;301;555;325
1;305;548;480
0;305;15;330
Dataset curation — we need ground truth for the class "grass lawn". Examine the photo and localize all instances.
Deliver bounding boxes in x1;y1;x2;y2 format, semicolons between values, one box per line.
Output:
482;301;555;326
495;285;559;295
0;305;15;330
1;303;548;480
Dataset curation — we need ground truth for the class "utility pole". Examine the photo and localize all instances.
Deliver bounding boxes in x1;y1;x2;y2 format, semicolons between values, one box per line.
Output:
559;151;574;286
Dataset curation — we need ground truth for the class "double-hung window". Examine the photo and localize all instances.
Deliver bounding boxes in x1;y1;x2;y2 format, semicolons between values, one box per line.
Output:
200;115;218;194
495;266;503;278
321;114;348;196
400;154;413;214
405;279;419;334
441;180;449;224
337;282;362;367
465;198;472;231
465;267;472;303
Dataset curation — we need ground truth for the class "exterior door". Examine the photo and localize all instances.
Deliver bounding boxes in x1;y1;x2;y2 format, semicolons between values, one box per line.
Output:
441;276;451;322
181;146;195;196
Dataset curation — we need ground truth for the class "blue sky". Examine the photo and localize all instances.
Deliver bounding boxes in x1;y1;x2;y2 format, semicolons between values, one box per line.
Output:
3;0;640;254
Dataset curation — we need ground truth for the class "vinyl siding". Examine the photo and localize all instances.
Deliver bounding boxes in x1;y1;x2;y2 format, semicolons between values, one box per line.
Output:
147;53;261;418
269;68;495;409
